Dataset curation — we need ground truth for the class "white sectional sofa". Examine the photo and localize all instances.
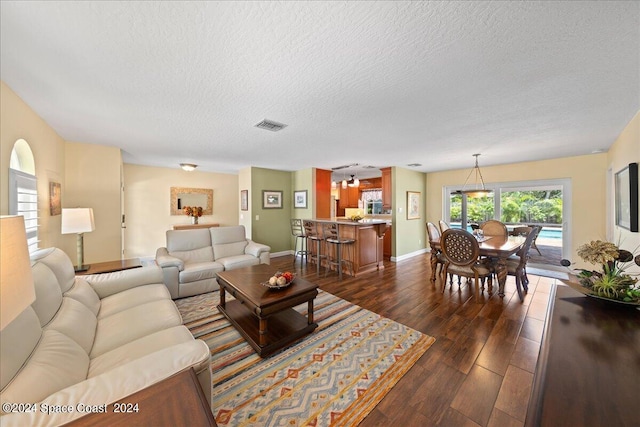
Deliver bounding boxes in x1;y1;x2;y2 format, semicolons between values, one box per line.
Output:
0;248;211;427
156;225;271;299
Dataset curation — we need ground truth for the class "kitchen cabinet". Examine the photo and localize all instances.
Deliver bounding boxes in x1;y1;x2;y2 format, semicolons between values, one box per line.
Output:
381;167;392;209
383;225;392;260
338;185;360;209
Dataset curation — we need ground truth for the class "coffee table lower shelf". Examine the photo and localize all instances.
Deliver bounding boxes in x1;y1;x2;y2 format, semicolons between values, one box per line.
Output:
218;300;317;357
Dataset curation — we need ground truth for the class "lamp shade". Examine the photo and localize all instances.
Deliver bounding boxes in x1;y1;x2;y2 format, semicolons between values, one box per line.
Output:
61;208;95;234
0;216;36;330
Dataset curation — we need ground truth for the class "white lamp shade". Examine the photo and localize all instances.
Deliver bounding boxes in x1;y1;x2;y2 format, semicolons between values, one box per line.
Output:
61;208;95;234
0;216;36;330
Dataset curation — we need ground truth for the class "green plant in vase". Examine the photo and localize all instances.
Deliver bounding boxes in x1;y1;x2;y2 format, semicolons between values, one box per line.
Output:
561;240;640;304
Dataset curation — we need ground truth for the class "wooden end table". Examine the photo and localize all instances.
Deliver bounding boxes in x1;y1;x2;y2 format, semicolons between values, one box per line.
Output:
216;264;319;357
75;258;142;276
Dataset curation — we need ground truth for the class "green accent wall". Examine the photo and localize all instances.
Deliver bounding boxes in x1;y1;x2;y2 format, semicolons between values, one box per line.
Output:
392;167;427;257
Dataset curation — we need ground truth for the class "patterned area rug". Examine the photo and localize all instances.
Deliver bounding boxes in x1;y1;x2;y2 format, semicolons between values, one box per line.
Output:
176;289;435;427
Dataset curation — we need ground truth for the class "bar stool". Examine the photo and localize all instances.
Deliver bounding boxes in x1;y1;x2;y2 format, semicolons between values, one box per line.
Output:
323;222;355;280
303;220;326;275
291;219;308;265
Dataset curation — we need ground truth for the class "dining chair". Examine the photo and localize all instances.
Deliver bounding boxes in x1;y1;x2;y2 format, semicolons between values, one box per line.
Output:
480;219;508;238
438;220;451;235
427;222;447;280
506;226;539;301
527;224;543;255
440;228;493;303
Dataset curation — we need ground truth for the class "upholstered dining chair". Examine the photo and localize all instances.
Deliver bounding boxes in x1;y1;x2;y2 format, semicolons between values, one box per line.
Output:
480;219;508;238
506;226;539;301
427;222;447;280
440;228;493;303
438;220;451;235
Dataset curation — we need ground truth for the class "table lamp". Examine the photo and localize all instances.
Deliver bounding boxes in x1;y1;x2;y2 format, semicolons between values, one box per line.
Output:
61;208;95;272
0;216;36;330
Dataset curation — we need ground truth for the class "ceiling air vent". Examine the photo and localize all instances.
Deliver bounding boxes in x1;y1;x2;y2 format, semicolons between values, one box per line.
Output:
254;119;288;132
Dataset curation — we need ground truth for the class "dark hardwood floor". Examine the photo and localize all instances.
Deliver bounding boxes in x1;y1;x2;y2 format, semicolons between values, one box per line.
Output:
270;253;555;426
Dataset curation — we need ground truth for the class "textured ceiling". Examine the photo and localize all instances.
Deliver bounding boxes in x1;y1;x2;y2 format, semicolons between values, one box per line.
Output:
1;1;638;179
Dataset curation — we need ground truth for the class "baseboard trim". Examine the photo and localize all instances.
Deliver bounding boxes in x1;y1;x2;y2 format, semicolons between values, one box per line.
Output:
391;248;429;262
271;250;294;258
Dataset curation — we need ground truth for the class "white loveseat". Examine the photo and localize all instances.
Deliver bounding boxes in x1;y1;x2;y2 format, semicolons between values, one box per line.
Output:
0;248;211;427
155;225;271;299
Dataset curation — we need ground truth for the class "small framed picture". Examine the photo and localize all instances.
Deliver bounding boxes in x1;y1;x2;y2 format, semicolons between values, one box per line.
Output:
262;190;283;209
240;190;248;211
49;182;61;216
294;190;308;209
407;191;420;220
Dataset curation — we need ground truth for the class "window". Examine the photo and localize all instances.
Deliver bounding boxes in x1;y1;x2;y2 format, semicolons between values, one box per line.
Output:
9;139;39;252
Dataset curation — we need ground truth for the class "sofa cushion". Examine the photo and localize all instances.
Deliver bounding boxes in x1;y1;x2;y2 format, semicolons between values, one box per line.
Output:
88;326;195;377
64;278;101;316
218;254;260;270
170;246;215;264
166;229;212;252
47;298;97;354
30;262;63;327
90;299;182;358
179;261;224;283
30;248;76;294
0;308;42;391
1;329;89;406
98;283;171;319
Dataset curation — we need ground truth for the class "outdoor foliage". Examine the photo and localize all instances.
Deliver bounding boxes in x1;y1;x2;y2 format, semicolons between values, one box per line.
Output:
450;190;562;225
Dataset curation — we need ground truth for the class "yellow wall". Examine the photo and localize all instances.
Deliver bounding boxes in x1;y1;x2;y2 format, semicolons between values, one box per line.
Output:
123;164;239;258
426;153;608;266
0;82;66;251
64;141;122;263
607;111;640;274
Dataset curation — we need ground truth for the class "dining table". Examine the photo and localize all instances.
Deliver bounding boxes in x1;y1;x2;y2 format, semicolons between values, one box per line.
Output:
429;234;526;298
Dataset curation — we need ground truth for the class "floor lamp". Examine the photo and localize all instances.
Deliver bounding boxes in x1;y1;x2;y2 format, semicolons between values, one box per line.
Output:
61;208;95;272
0;216;36;330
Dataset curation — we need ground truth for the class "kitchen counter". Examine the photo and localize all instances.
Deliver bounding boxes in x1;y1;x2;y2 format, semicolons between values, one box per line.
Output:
306;219;390;276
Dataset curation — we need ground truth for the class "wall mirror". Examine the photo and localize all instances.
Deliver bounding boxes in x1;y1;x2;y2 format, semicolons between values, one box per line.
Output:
170;187;213;215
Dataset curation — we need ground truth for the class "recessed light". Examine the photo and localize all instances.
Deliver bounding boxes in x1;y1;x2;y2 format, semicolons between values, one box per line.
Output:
591;149;605;154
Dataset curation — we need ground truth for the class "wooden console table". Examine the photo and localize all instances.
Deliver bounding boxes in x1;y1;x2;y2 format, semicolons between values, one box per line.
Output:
173;223;219;230
525;284;639;426
69;368;216;426
75;258;142;275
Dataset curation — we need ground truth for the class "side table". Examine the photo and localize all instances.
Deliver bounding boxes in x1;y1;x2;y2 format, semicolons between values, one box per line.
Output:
67;368;217;426
75;258;142;276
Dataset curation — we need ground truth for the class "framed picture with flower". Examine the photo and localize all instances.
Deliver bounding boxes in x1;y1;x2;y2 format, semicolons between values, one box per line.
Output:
407;191;420;220
262;190;283;209
615;162;638;232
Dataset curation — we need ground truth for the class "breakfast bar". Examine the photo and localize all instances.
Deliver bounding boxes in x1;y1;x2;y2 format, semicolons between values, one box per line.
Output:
305;219;389;277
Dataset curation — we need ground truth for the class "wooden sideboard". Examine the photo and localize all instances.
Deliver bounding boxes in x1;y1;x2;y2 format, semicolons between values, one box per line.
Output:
173;223;219;230
525;284;639;426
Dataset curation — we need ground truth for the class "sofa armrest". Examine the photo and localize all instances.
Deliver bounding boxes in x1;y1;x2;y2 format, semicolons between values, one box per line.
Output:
0;340;211;427
245;240;271;258
83;266;164;299
155;248;184;270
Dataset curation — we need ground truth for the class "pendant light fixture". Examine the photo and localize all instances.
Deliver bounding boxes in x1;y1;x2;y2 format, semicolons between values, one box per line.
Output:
459;154;491;198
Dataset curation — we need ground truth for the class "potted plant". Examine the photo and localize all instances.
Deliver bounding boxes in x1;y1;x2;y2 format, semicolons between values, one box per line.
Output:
561;240;640;304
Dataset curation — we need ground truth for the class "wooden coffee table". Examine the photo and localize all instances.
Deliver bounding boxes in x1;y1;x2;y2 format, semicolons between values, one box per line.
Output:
216;264;319;357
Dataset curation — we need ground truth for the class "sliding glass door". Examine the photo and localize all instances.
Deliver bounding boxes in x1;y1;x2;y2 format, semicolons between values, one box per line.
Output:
444;179;571;263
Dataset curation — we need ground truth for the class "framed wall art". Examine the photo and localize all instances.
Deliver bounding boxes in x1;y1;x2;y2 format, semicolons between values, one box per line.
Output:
240;190;248;211
49;182;61;216
615;162;638;232
407;191;420;220
262;190;283;209
294;190;308;209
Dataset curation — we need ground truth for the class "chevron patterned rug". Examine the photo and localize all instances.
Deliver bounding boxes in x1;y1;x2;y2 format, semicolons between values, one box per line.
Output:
176;289;435;426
